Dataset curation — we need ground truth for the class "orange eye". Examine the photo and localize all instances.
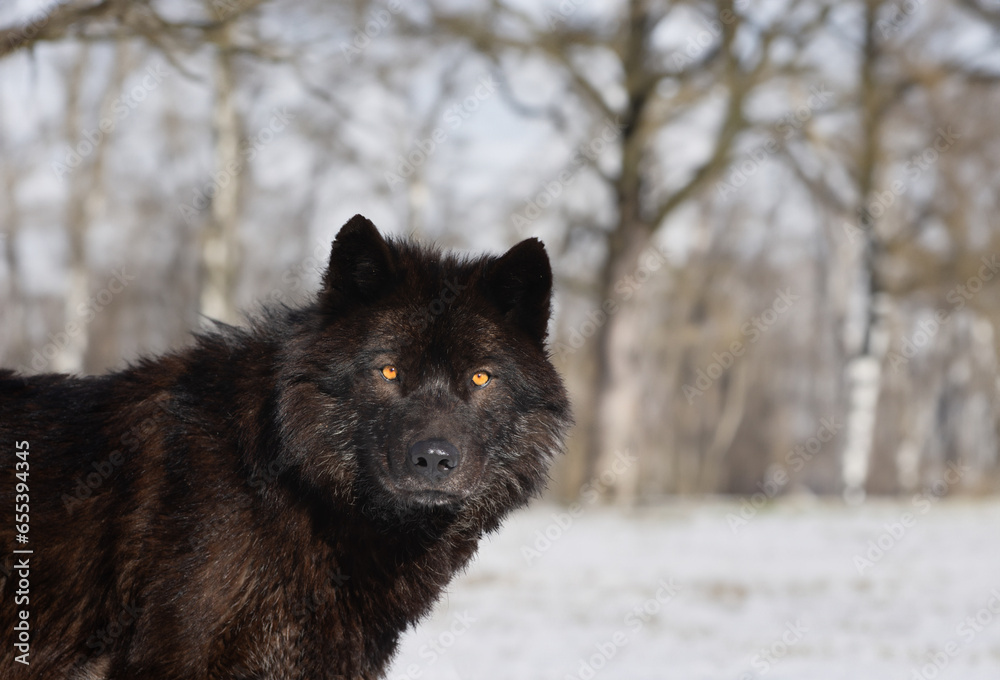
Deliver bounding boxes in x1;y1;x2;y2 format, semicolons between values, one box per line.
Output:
472;371;490;387
381;365;398;381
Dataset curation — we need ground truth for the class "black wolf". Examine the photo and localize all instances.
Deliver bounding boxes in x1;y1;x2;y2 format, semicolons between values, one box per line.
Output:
0;215;571;679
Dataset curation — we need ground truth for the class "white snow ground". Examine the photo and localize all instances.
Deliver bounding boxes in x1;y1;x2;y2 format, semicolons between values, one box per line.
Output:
386;498;1000;680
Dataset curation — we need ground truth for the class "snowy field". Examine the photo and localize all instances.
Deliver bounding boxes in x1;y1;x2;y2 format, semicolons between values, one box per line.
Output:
387;498;1000;680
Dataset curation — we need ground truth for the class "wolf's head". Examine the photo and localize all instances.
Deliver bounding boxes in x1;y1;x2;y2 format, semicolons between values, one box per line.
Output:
275;215;571;533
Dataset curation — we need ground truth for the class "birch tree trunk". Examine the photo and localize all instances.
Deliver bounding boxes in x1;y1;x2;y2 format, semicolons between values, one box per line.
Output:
200;32;242;325
841;0;890;504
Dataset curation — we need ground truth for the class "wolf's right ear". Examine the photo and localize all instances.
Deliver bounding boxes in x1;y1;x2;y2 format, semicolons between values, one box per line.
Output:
321;215;396;308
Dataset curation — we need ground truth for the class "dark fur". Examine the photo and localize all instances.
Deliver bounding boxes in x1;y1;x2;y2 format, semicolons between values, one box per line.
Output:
0;216;571;679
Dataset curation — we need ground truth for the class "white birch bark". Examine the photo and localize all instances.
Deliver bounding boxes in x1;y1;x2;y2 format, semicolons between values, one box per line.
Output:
841;292;891;503
200;37;242;325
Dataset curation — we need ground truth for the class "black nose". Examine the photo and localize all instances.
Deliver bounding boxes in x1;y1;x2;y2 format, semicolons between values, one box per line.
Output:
407;439;460;482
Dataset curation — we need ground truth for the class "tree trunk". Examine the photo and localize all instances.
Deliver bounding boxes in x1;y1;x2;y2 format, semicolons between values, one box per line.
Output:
53;45;93;374
200;34;242;325
587;219;651;503
841;0;890;504
582;0;654;501
1;158;22;365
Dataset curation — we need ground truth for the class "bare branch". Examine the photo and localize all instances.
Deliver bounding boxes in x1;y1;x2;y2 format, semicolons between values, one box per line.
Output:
0;0;118;58
649;12;775;230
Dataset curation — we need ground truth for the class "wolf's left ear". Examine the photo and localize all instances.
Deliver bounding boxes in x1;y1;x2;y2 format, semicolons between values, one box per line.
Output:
322;215;396;308
482;238;553;344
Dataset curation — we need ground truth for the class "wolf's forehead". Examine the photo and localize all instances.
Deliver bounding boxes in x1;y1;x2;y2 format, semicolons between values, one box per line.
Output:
405;267;477;302
364;304;502;354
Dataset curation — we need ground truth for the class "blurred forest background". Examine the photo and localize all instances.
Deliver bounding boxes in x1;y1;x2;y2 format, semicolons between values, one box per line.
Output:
1;0;999;504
